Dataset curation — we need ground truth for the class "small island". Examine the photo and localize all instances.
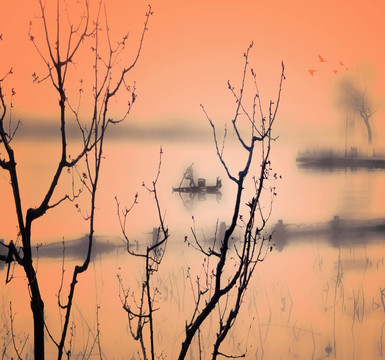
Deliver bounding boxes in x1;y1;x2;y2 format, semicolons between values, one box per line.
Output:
296;148;385;170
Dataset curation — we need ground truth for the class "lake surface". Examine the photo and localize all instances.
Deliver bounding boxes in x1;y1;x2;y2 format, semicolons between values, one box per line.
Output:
1;139;385;359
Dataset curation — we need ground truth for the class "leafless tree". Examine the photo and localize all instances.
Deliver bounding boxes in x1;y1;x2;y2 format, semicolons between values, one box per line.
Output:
178;43;285;359
338;76;376;146
0;1;152;359
117;147;169;360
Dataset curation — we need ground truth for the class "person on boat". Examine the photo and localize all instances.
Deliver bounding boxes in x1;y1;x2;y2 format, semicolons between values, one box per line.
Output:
185;165;195;188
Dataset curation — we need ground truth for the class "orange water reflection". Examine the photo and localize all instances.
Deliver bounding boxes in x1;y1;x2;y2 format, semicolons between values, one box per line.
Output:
2;236;385;359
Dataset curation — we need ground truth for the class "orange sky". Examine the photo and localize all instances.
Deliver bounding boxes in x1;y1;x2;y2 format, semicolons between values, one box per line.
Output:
1;0;385;147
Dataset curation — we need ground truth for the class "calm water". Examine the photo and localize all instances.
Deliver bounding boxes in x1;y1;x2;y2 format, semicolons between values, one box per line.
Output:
1;140;385;359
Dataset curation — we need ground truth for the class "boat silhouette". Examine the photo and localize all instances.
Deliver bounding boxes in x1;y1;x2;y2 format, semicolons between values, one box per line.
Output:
172;164;222;194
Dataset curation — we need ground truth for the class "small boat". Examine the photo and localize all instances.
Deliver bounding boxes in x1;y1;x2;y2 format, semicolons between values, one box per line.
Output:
172;164;222;194
173;177;222;193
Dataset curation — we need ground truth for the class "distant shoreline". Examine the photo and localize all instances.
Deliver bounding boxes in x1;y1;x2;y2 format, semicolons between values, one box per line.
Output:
296;149;385;170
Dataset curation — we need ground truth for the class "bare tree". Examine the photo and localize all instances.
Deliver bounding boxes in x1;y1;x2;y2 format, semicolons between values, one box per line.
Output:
179;43;285;359
0;1;152;359
117;147;169;360
338;77;376;146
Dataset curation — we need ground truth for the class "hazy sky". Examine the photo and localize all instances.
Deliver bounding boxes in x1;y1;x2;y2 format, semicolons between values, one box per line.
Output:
1;0;385;148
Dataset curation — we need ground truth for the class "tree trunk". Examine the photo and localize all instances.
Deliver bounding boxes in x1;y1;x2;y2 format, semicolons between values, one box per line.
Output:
363;117;372;145
25;260;45;360
31;295;45;360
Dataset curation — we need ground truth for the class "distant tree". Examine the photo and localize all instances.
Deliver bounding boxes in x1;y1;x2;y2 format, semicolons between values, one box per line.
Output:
0;1;151;359
179;43;285;359
338;76;376;146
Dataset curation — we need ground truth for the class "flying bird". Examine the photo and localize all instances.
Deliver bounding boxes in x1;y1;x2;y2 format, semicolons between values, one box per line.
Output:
308;69;317;76
333;70;339;75
339;60;345;66
318;55;327;62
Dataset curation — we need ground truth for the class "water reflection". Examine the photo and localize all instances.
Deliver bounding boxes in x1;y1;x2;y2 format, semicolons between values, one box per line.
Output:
174;190;222;210
1;142;385;358
273;216;385;252
2;238;385;359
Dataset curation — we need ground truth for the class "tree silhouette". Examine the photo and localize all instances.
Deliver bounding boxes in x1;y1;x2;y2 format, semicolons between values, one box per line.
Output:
0;1;151;358
338;76;375;146
117;147;169;360
179;43;285;359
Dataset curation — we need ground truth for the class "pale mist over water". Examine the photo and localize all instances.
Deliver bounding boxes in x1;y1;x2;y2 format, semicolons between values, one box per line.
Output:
1;136;385;359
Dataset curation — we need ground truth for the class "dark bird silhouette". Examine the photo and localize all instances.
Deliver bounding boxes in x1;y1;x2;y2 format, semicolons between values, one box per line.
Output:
0;34;3;41
333;70;339;75
308;69;317;76
318;55;327;62
339;60;344;66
